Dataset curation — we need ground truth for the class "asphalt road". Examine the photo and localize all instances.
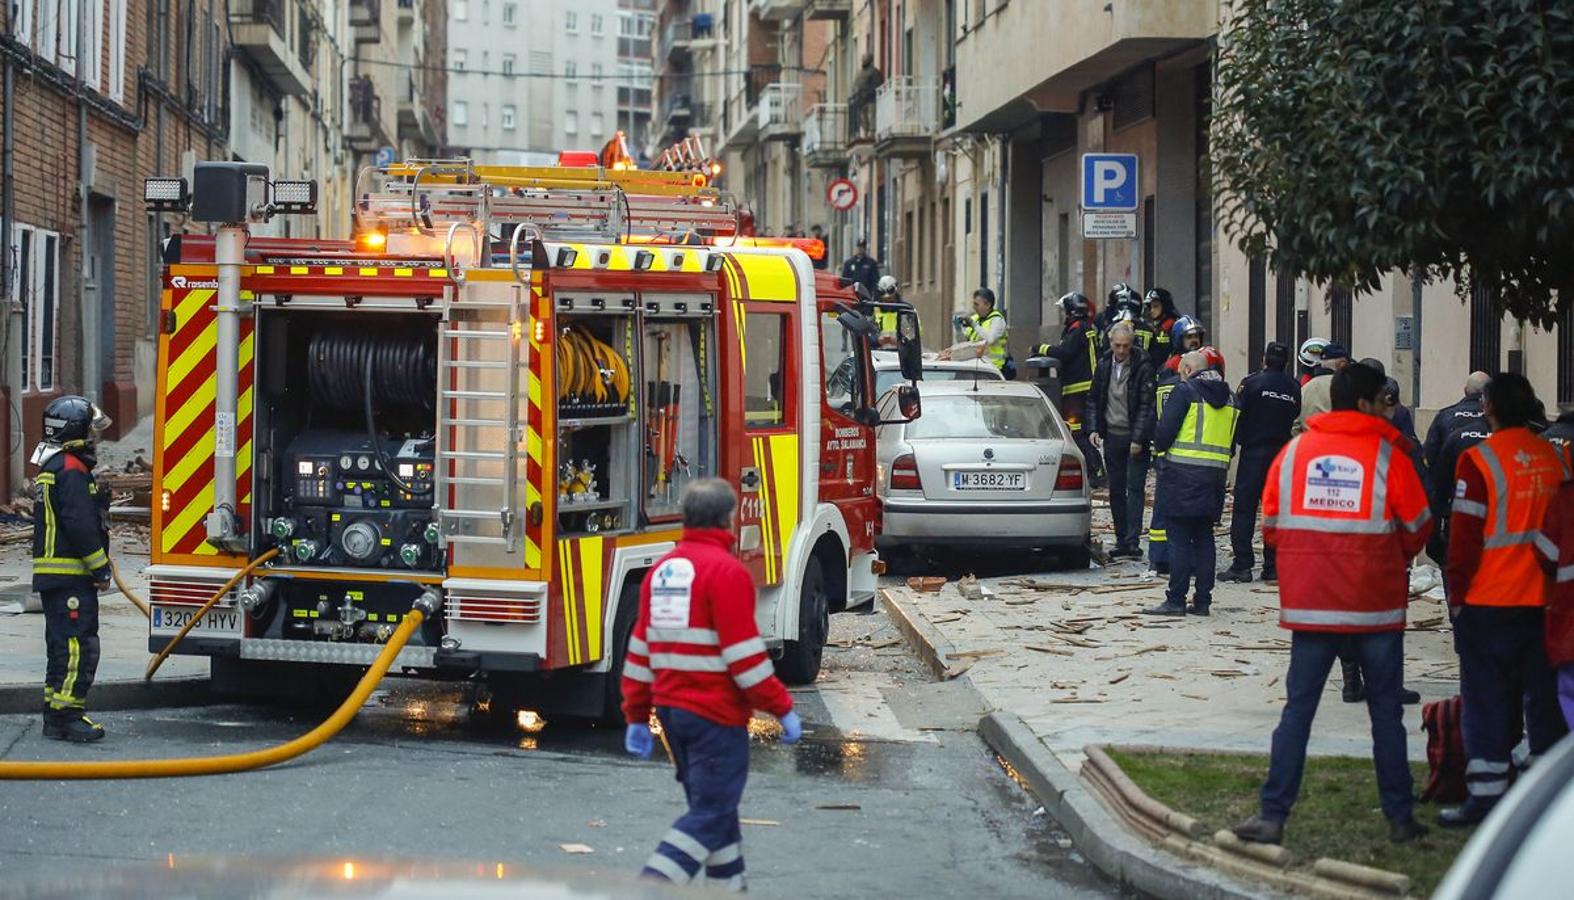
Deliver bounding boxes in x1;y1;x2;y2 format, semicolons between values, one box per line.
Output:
0;612;1121;899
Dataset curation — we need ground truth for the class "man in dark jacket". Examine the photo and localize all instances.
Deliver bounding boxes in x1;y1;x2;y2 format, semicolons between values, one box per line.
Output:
1144;353;1238;616
1221;342;1301;583
1545;405;1574;456
30;396;113;742
1087;321;1156;559
1424;372;1490;474
1423;372;1492;567
1142;287;1180;370
1036;292;1104;486
839;239;880;297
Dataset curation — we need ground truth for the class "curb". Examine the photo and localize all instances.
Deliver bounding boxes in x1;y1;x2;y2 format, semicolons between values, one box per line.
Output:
980;712;1266;900
879;585;1266;899
0;677;214;715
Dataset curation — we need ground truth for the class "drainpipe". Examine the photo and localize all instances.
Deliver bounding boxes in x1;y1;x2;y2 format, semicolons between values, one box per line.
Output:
3;17;20;494
1411;276;1422;409
995;134;1007;312
77;0;100;405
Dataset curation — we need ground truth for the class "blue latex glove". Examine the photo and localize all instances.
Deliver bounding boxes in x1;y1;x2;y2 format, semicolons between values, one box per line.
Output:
625;723;654;759
778;711;803;745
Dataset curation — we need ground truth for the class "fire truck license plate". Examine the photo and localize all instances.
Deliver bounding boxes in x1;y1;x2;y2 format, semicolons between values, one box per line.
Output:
952;471;1025;490
150;605;242;638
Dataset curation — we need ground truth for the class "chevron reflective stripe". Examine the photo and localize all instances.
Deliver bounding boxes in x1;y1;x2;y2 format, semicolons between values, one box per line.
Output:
1270;437;1397;534
1477;442;1511;533
1536;532;1560;562
1281;608;1404;627
1402;507;1433;533
733;658;775;689
721;636;766;664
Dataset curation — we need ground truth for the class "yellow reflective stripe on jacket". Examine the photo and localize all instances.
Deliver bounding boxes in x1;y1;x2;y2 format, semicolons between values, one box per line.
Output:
1062;380;1093;395
33;557;92;576
1169;400;1239;468
1153;382;1177;457
41;482;57;558
82;548;108;570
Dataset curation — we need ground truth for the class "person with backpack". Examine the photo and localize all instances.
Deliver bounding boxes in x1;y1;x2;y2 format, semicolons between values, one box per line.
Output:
1232;363;1433;846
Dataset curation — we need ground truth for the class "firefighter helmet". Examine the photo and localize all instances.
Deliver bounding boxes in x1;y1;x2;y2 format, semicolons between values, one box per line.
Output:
876;275;899;297
1057;292;1091;319
1298;337;1329;369
1171;315;1207;349
41;396;109;447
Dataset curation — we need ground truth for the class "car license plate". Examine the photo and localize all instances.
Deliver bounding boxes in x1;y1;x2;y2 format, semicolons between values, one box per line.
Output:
952;471;1025;491
150;604;242;638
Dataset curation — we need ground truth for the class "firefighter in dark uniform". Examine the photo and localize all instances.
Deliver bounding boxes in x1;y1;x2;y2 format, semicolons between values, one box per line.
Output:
1036;292;1104;485
31;396;113;742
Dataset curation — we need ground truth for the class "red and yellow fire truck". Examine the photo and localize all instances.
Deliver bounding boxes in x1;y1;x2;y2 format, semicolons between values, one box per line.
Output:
142;157;921;717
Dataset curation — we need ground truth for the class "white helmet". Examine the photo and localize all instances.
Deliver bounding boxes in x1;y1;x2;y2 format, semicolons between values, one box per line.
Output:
876;275;899;296
1298;337;1329;369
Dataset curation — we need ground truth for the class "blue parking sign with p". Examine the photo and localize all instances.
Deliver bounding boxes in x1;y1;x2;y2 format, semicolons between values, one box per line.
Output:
1081;154;1139;211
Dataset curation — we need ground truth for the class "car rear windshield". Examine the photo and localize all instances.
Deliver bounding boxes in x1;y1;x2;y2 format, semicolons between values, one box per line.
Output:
876;367;1001;397
905;393;1063;441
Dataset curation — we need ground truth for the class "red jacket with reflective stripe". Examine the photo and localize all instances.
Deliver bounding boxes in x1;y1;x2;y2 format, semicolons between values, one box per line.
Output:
1446;428;1568;608
620;529;794;728
1263;411;1433;633
1535;481;1574;666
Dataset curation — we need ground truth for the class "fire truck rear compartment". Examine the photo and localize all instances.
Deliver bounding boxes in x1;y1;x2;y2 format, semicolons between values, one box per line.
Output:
250;310;443;642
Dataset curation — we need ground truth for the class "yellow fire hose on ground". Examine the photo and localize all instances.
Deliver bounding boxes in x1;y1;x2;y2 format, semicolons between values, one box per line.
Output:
0;546;437;780
0;593;436;780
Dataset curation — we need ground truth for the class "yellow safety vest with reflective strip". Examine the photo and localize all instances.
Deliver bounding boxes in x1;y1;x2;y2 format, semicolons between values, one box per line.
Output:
1169;397;1239;469
965;310;1008;371
877;309;899;334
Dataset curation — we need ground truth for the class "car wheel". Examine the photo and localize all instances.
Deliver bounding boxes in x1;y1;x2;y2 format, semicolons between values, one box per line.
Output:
777;556;829;685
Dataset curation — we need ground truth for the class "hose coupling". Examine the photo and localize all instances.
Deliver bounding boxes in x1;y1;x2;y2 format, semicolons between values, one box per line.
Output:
412;588;443;618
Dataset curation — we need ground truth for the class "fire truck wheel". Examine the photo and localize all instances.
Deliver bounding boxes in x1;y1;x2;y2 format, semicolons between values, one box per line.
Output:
600;577;644;724
777;556;829;686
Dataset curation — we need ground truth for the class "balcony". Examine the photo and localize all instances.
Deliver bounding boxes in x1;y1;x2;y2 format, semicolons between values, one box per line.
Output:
229;0;311;95
722;65;782;149
757;82;802;141
351;0;382;44
749;0;805;22
801;103;847;168
396;0;415;25
804;0;850;21
398;73;439;146
873;76;939;158
346;76;390;152
662;14;718;64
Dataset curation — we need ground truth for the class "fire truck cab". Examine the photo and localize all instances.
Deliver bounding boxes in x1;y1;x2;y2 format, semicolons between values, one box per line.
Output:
144;159;921;717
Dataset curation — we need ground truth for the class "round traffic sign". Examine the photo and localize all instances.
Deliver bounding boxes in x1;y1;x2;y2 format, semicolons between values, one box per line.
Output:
826;177;859;211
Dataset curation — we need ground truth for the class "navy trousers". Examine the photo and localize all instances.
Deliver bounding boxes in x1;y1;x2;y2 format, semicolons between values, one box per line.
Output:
1165;516;1216;607
1103;433;1150;554
1229;446;1279;574
1148;458;1169;568
41;583;100;720
1260;630;1414;823
1453;606;1569;802
642;707;751;891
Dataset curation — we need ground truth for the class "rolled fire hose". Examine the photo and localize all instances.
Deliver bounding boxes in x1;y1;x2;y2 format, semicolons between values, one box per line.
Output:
144;547;281;681
0;595;436;780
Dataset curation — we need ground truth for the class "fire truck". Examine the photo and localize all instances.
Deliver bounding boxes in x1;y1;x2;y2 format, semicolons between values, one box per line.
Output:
141;157;922;718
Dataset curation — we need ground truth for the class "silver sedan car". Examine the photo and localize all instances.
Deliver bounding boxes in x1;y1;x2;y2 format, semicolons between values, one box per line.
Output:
874;379;1092;568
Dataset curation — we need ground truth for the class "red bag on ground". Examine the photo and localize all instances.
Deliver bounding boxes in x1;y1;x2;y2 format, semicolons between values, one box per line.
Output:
1420;695;1467;804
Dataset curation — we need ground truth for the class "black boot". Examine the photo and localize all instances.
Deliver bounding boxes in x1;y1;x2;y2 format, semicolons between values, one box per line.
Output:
1141;602;1187;617
1439;798;1496;829
44;712;105;743
1217;567;1253;583
1400;688;1421;705
1389;817;1429;844
1232;815;1285;845
1341;659;1366;703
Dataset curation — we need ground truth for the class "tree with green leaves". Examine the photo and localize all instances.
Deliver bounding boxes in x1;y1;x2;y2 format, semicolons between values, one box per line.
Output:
1212;0;1574;326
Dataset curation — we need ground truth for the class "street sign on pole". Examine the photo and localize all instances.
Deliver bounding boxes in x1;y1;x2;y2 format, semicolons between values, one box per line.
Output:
827;177;858;211
375;146;397;168
1080;153;1139;212
1082;212;1137;240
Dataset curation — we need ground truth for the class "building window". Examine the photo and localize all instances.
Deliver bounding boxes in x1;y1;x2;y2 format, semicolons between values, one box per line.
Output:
108;0;127;101
1275;271;1296;348
591;14;604;36
590;112;604;135
454;0;468;20
83;0;103;90
501;105;516;130
502;2;517;26
501;54;515;75
565;61;577;80
454;48;467;71
452;100;468;126
1328;285;1353;350
591;63;603;81
1469;284;1502;374
481;104;489;127
565;10;578;33
564;110;578;134
10;226;60;392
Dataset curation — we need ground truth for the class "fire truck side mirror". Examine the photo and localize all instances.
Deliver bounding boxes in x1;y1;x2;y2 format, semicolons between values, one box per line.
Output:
896;310;923;383
891;384;922;424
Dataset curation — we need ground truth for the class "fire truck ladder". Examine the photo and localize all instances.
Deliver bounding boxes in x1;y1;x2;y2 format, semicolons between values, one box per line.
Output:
433;222;531;552
356;159;741;245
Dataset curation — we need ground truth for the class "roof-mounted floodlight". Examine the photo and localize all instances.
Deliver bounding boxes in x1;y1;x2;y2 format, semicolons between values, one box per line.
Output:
144;177;190;213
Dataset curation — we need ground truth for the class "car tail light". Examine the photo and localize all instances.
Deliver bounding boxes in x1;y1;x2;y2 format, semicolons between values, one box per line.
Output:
889;454;922;491
1054;456;1084;492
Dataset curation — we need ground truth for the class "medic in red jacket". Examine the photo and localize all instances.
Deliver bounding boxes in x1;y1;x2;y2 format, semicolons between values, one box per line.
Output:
621;528;794;727
1535;480;1574;689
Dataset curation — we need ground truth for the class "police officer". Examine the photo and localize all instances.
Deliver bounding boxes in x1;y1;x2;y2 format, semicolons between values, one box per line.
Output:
838;238;881;297
1036;292;1103;484
1145;350;1238;616
30;396;113;743
939;287;1009;374
1425;375;1493;569
1441;373;1570;827
1233;362;1432;846
1143;287;1180;370
1221;342;1301;583
1543;403;1574;456
623;480;802;888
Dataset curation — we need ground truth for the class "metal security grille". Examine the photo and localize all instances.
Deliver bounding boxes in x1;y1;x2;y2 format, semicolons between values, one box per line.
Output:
1248;256;1266;371
1329;285;1353;350
1275;270;1296;347
1469;284;1501;373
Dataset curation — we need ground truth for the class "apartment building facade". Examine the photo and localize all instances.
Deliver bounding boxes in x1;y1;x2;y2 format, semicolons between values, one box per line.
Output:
446;0;623;164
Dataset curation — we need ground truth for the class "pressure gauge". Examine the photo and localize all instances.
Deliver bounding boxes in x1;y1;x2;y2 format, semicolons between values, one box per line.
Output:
340;454;354;471
356;455;371;472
